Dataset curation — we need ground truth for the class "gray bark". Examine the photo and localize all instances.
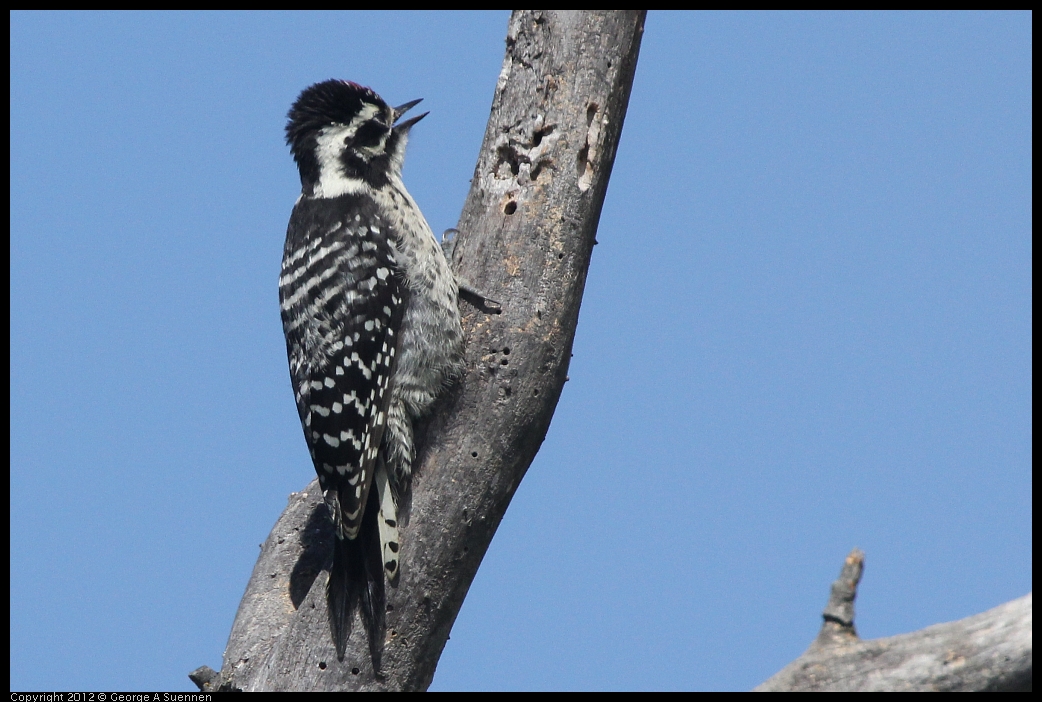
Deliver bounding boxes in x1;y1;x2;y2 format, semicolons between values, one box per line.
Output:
190;12;1030;692
191;10;647;692
756;550;1032;692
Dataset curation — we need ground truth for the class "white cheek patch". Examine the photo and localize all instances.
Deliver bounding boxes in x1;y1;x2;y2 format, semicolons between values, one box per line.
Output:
314;123;366;198
311;102;392;198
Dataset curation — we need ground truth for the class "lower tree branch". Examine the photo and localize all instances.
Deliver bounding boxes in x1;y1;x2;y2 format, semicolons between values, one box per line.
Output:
756;550;1032;692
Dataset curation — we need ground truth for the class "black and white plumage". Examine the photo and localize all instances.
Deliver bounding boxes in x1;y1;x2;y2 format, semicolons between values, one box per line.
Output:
279;80;464;670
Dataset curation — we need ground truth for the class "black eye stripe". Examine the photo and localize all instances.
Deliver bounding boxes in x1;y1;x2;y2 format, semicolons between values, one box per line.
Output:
353;121;386;148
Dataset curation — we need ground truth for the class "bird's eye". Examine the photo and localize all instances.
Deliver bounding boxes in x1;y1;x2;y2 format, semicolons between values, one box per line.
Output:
353;122;385;149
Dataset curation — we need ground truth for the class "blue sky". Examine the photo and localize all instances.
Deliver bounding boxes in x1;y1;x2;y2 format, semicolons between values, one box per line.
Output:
10;11;1031;692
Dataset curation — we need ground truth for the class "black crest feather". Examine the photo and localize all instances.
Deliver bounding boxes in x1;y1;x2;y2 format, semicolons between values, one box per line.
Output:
286;80;387;146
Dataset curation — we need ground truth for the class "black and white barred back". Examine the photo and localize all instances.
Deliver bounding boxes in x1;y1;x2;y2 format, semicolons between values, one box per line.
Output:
279;80;463;669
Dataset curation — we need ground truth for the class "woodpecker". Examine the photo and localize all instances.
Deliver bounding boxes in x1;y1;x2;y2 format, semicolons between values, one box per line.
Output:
279;80;464;671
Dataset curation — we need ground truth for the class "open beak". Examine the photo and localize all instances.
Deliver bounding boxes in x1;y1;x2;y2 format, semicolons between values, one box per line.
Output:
393;98;428;132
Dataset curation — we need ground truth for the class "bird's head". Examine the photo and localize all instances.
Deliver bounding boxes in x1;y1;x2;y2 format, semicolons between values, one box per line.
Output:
285;79;426;197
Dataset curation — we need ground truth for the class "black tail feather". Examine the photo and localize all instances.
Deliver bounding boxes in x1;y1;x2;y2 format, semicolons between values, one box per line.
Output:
327;486;386;672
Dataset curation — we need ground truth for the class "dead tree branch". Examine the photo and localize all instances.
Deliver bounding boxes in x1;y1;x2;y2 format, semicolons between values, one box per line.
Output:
192;10;646;692
188;15;1029;693
756;550;1032;692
